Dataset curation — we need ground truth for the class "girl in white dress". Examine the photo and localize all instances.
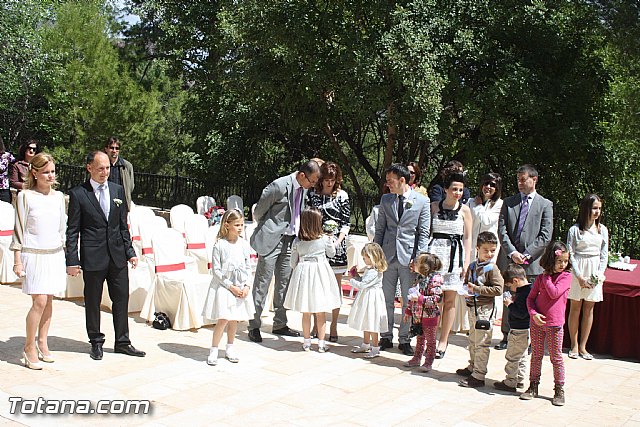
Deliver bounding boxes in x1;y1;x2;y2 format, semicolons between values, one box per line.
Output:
284;208;341;352
202;209;255;365
11;153;66;370
348;242;388;359
566;194;609;360
427;173;473;359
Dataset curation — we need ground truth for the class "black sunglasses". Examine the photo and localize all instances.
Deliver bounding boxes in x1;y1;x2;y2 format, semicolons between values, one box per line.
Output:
483;182;497;188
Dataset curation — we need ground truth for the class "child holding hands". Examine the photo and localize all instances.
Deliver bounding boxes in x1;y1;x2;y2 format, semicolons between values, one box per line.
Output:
202;209;255;366
348;243;388;358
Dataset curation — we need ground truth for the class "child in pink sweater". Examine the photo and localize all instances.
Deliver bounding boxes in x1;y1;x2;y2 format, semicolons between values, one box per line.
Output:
520;241;572;407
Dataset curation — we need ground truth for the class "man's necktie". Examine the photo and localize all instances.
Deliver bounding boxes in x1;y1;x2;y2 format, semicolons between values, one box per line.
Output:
98;184;110;218
397;195;405;220
515;195;530;246
292;187;303;234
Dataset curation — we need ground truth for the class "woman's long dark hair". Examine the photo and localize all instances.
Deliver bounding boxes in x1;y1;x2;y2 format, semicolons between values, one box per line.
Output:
577;194;603;232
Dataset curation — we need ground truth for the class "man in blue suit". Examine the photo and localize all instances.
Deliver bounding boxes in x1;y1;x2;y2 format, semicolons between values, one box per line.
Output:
374;163;431;355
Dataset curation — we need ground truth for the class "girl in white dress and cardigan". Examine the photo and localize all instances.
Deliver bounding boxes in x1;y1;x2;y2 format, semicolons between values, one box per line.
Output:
11;153;66;370
348;242;388;358
203;209;255;366
284;208;342;352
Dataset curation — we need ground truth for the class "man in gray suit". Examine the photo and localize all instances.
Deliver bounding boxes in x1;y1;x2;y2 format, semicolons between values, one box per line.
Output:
374;163;430;355
496;164;553;349
248;160;321;342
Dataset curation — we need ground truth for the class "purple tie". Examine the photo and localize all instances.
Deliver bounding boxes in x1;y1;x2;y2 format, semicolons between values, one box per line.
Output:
292;187;303;234
515;195;530;246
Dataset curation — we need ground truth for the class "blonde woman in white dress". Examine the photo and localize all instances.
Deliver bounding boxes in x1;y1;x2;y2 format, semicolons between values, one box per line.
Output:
11;153;66;370
566;194;608;360
203;209;255;366
284;208;341;352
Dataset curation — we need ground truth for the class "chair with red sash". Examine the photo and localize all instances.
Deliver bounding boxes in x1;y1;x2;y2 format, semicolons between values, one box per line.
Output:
140;228;213;330
185;213;210;274
128;205;156;258
0;201;19;283
170;204;194;238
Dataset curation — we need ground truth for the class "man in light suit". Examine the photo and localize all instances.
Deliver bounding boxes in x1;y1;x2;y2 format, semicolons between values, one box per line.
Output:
66;151;145;360
248;160;321;342
495;164;553;349
374;163;430;355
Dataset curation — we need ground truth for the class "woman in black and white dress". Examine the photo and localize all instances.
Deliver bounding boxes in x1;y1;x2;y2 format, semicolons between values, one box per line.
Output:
308;162;350;342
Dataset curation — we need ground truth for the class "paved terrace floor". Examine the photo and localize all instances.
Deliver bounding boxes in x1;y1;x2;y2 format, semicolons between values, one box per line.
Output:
0;283;639;426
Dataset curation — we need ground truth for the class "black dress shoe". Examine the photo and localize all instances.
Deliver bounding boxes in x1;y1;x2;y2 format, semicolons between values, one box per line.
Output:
272;326;300;337
90;343;103;360
379;338;393;351
459;376;485;388
114;344;146;357
456;367;473;377
248;328;263;342
493;380;517;393
398;343;414;356
494;341;508;350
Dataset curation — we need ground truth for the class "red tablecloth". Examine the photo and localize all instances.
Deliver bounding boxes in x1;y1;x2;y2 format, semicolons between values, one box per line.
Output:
586;259;640;360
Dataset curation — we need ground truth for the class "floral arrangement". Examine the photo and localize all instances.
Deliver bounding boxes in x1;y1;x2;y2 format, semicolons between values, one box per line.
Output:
204;206;226;225
588;273;604;288
113;198;123;207
323;219;339;234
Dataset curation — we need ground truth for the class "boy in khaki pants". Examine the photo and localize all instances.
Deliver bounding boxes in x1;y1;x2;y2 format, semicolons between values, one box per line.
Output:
457;232;504;388
494;264;531;392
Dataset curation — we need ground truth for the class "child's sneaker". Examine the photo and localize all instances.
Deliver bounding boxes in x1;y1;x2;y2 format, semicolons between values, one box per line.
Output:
404;356;421;367
225;345;239;363
302;343;311;352
351;344;371;353
364;346;380;359
418;363;431;372
207;347;218;366
318;345;330;353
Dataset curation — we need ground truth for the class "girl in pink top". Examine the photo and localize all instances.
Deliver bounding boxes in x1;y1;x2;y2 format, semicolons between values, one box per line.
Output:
521;241;572;406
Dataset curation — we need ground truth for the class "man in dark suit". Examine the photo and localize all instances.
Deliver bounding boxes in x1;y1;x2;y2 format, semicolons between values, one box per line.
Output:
66;151;145;360
495;164;553;349
248;160;320;343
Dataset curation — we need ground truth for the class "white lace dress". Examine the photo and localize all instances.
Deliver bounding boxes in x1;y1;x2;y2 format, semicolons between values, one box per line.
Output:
347;268;388;333
10;190;66;295
284;236;341;313
202;238;256;321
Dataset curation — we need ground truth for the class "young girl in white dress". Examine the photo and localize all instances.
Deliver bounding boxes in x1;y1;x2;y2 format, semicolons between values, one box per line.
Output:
284;208;342;352
202;209;255;366
566;194;609;360
348;242;388;358
11;153;66;370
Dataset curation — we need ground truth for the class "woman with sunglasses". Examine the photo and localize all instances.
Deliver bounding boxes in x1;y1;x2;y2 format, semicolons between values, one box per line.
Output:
407;162;428;197
10;140;39;192
467;173;503;262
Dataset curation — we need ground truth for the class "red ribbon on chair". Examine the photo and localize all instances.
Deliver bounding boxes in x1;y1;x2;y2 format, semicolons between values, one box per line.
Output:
186;242;206;249
0;230;12;236
142;247;153;255
131;235;141;241
155;262;185;273
207;262;212;269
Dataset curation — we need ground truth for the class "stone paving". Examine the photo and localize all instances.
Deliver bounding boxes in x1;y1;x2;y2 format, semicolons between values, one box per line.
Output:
1;282;639;426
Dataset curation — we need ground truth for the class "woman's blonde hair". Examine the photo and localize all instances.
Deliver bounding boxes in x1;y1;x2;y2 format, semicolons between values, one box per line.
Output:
25;152;57;190
414;253;443;276
217;209;244;240
361;242;387;272
298;208;323;241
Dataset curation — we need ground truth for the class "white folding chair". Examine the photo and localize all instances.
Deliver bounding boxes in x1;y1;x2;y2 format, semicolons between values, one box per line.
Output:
196;196;216;215
185;213;210;274
169;204;194;237
346;234;370;297
226;195;244;213
0;201;19;284
140;229;213;330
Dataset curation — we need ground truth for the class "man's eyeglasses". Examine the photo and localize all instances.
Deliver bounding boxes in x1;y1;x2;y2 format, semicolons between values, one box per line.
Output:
108;146;120;150
304;173;318;186
483;182;497;188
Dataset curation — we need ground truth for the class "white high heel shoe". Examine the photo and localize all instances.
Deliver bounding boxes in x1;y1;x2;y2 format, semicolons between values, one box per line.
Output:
22;351;43;370
36;343;55;363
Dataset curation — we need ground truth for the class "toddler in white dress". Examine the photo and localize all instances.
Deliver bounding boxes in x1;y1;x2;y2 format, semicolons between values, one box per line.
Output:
348;242;388;358
202;209;255;365
284;208;341;352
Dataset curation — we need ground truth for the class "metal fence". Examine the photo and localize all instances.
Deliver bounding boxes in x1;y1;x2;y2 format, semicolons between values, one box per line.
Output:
55;164;377;235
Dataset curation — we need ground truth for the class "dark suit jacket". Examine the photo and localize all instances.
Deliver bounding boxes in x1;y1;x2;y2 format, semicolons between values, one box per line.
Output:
65;180;135;271
497;192;553;276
